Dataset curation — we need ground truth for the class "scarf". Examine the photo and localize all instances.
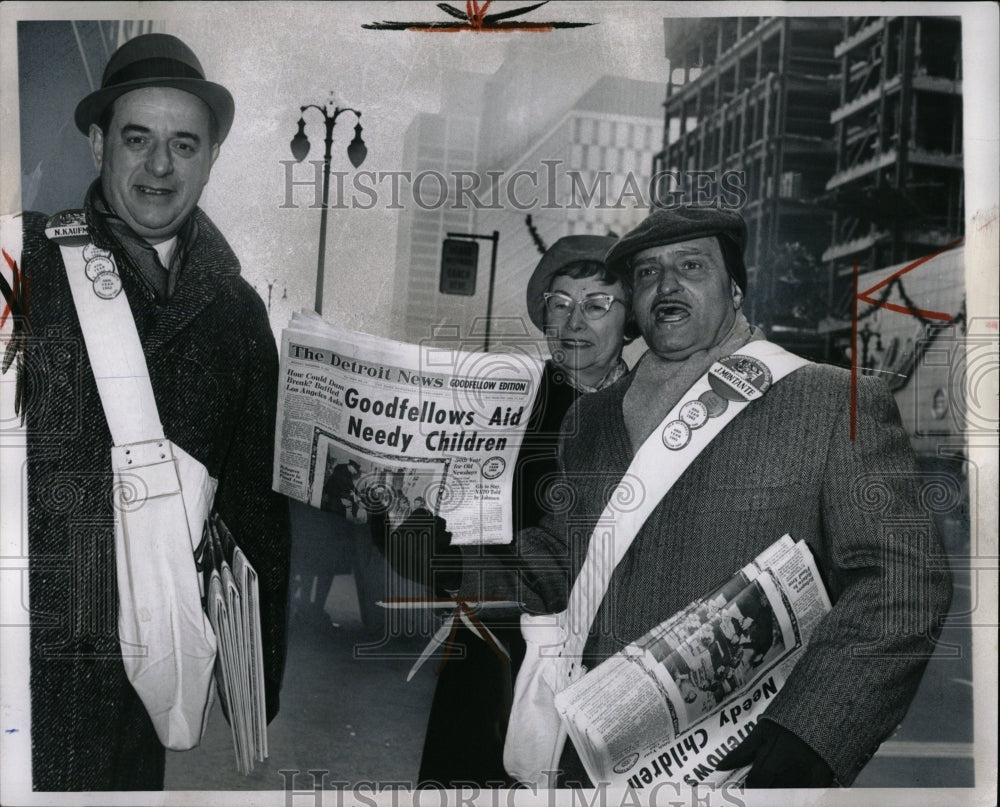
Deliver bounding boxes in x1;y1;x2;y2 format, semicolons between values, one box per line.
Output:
622;311;759;454
565;356;629;394
84;181;198;303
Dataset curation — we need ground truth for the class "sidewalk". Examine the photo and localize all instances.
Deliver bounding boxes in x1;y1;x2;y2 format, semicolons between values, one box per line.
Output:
165;509;975;791
164;572;438;790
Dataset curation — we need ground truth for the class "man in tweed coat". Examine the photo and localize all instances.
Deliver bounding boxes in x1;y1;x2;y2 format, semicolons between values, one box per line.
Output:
12;34;290;790
501;206;952;787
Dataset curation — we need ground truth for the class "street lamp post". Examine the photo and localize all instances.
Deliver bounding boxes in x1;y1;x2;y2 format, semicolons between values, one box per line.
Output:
290;102;367;315
444;230;500;351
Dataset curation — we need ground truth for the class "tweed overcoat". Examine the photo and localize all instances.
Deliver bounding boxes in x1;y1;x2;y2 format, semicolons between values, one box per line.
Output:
513;361;953;786
20;208;291;791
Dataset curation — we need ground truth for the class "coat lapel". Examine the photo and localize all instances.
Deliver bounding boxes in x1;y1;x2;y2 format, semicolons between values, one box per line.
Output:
142;210;240;356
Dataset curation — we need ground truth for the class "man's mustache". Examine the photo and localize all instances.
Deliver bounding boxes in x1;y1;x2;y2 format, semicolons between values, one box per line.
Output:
649;295;690;314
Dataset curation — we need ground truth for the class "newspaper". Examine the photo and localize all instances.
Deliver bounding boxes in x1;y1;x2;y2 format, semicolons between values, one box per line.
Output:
272;310;543;544
198;514;268;774
554;535;832;789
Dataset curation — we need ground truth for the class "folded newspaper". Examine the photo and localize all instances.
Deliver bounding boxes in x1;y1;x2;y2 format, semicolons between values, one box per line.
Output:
198;514;268;774
553;535;832;789
272;311;543;544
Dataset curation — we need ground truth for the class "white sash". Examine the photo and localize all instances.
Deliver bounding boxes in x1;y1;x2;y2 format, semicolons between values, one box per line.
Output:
51;217;217;750
55;238;161;444
504;340;809;786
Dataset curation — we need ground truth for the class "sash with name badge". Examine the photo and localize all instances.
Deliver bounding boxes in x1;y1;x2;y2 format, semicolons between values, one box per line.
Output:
504;339;809;787
45;212;268;769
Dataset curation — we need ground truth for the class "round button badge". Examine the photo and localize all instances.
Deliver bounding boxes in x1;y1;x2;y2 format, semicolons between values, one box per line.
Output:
92;271;123;299
83;243;110;262
85;255;114;281
708;354;773;402
661;419;691;450
679;400;709;429
698;389;729;417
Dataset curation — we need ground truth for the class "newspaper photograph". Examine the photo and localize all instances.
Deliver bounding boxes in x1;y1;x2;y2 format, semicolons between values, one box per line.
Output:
273;310;542;544
629;534;798;659
555;537;833;789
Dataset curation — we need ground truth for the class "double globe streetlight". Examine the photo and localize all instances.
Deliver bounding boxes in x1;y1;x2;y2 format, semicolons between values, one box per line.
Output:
290;103;367;315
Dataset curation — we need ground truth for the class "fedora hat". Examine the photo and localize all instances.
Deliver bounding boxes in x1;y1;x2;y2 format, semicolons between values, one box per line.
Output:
525;234;618;332
74;33;235;142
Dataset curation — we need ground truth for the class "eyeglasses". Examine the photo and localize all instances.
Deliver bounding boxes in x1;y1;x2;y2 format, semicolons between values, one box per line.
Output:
542;292;624;321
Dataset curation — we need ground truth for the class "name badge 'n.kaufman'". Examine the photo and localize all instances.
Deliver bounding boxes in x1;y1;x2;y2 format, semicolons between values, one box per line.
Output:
45;210;123;300
44;210;89;245
662;354;774;451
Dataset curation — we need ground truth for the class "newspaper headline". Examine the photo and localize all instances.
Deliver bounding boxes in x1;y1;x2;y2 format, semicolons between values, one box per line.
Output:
272;311;543;544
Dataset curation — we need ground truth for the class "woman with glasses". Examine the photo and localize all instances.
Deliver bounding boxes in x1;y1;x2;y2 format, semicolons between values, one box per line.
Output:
514;235;637;525
409;235;636;786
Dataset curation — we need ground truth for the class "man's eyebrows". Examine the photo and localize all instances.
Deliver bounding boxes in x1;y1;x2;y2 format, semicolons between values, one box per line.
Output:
632;247;712;266
119;123;201;141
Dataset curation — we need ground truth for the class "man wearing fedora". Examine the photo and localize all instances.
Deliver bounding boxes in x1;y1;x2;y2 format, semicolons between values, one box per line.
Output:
14;34;290;790
499;206;952;788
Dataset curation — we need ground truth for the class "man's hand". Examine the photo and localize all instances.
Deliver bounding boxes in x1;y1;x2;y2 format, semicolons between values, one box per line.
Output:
427;514;461;596
379;509;461;595
715;720;835;788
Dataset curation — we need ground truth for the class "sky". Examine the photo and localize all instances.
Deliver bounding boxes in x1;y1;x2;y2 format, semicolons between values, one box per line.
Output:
162;1;673;337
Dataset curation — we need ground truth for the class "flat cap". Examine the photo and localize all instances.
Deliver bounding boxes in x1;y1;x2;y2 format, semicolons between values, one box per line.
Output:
526;235;618;331
605;206;747;289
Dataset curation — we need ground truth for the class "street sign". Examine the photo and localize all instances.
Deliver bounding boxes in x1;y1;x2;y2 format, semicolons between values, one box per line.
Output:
440;238;479;296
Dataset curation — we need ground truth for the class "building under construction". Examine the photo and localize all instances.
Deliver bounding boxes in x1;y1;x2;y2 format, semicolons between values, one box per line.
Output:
657;17;843;359
824;16;963;273
655;16;964;368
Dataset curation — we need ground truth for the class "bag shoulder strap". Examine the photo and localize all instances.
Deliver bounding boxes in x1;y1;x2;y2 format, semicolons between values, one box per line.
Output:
563;340;809;658
46;211;164;445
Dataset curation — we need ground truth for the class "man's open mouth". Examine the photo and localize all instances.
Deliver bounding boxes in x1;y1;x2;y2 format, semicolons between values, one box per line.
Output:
134;185;173;196
653;300;690;323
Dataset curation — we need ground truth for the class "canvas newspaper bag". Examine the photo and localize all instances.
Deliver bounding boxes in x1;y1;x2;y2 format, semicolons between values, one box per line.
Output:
48;213;216;750
503;340;809;787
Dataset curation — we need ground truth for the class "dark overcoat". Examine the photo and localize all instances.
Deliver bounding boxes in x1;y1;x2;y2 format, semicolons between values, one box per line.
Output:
20;208;290;791
391;360;582;785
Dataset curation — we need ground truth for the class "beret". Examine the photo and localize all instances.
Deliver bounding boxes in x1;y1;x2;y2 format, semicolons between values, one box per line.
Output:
605;206;747;290
526;235;618;331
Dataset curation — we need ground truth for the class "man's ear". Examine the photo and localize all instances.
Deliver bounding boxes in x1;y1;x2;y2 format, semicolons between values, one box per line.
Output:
90;123;104;171
89;124;105;171
209;143;220;170
731;278;744;309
